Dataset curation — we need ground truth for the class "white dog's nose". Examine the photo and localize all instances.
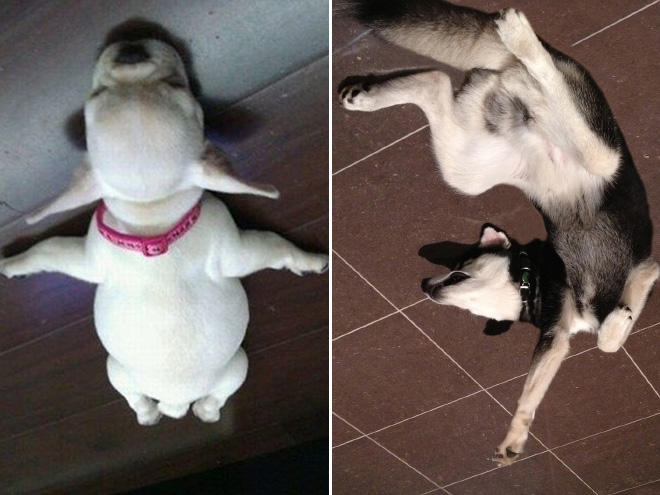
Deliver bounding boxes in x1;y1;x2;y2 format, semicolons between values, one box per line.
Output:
115;42;150;64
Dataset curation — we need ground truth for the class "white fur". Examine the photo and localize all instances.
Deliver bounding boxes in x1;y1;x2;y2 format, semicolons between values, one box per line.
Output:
0;39;328;424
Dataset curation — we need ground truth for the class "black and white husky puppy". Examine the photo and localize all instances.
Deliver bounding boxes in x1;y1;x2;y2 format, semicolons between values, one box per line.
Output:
339;1;659;465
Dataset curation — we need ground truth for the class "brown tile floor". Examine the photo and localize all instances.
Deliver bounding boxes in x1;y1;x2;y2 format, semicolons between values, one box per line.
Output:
332;1;660;494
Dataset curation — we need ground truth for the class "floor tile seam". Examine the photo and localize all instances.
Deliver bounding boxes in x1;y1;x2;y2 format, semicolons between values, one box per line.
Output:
542;449;600;495
0;313;93;359
622;346;660;400
0;397;123;444
571;0;659;46
332;248;400;312
332;411;444;490
439;449;550;491
365;390;485;437
363;435;445;492
331;28;372;56
331;411;368;449
524;429;600;495
333;124;430;176
609;477;660;495
549;410;660;452
332;298;427;341
631;319;660;335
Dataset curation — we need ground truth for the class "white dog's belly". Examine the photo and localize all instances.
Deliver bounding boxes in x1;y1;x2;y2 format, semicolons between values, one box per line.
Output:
94;278;248;402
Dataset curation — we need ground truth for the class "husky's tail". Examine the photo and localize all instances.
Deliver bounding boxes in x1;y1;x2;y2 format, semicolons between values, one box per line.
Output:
347;0;514;71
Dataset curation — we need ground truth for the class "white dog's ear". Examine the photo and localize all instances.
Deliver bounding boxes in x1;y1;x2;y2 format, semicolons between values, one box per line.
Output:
479;225;511;249
190;143;280;199
27;158;103;224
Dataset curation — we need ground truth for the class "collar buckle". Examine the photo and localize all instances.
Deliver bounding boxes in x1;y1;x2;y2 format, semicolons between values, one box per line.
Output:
141;236;169;257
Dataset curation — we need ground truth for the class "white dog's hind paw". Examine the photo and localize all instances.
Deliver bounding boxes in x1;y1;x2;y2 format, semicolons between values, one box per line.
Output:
598;305;634;353
137;410;162;426
192;396;221;423
339;82;382;112
495;8;539;61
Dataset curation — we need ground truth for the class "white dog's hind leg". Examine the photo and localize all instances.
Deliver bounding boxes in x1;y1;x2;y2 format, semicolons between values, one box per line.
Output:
598;258;660;353
107;357;162;425
0;237;101;283
193;347;248;423
221;231;328;278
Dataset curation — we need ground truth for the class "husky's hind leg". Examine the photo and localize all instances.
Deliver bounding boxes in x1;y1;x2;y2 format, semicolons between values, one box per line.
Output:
340;70;522;195
598;258;659;352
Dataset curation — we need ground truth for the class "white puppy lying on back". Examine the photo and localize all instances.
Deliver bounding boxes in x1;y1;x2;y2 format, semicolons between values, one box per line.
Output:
0;39;328;425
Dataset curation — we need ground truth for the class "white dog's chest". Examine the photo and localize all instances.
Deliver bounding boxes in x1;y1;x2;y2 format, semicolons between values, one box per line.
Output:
91;215;249;373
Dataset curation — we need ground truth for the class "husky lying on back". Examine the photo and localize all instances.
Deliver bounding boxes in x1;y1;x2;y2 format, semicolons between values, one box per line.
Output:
340;1;658;465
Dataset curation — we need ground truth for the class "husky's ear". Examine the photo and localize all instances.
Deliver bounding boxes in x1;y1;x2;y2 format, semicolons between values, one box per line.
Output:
478;224;511;249
26;158;103;224
190;142;279;199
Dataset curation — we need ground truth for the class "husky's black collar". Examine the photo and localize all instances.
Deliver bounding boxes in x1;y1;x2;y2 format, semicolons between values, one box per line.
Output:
518;250;535;321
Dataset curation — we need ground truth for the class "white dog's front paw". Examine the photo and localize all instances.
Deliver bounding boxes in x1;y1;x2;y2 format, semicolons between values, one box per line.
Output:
290;253;329;276
0;256;27;279
598;305;634;353
339;82;382;112
495;9;539;61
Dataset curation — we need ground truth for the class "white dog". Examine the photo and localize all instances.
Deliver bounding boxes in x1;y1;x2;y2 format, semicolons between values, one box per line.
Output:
0;39;328;425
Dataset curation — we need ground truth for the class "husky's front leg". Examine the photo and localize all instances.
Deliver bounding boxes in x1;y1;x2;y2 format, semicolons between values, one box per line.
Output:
0;237;101;283
221;230;328;278
494;327;570;466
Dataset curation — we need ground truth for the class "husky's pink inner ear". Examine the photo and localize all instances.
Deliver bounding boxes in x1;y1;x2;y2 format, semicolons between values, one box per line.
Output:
479;227;511;249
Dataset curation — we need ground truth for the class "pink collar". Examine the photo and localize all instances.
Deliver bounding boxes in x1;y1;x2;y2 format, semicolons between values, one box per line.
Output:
96;201;202;257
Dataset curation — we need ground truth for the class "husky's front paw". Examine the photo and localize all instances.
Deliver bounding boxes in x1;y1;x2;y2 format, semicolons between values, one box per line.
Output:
598;305;634;353
339;81;381;112
493;425;528;466
291;253;329;276
496;9;539;61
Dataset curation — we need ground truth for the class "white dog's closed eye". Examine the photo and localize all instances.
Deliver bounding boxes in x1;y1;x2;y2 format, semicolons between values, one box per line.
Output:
3;37;328;425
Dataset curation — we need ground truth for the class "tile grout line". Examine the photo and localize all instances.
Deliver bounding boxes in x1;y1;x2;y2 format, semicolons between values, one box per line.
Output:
332;249;399;312
551;410;660;451
333;124;429;176
400;312;601;494
610;477;660;495
440;450;549;490
572;0;659;46
332;298;427;341
332;411;447;493
622;346;660;399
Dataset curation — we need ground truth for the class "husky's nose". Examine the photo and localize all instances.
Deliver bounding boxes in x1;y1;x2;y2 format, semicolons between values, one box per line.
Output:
115;43;150;64
421;278;435;296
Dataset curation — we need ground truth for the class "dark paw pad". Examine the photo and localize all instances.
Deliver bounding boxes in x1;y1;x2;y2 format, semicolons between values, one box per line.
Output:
506;448;519;458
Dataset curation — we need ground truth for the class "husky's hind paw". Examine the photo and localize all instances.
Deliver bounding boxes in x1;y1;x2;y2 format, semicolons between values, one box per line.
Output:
496;9;539;62
339;82;381;111
598;305;634;353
